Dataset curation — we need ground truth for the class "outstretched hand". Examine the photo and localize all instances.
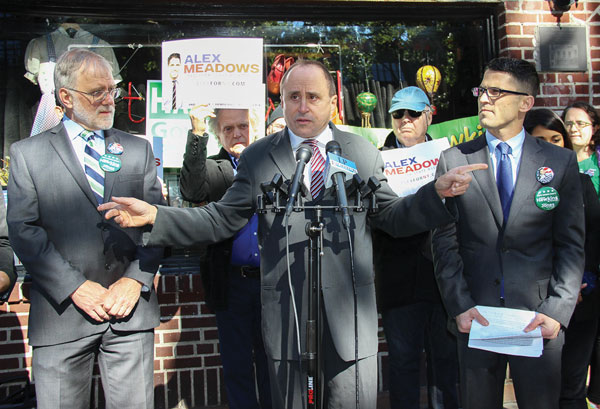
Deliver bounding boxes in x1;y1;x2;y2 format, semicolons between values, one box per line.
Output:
98;197;157;228
435;163;488;198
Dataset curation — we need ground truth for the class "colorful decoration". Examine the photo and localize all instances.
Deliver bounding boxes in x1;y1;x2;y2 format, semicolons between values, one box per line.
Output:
0;156;9;186
416;65;442;114
356;92;377;128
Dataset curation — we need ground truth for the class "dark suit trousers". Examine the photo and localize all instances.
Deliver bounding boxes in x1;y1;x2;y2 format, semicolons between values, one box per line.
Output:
32;327;154;409
382;302;459;409
267;313;377;409
215;273;271;409
560;317;598;409
457;332;562;409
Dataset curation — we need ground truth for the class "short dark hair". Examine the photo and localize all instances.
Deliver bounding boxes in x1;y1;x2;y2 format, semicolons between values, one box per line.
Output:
485;57;540;97
562;101;600;152
524;108;573;150
280;59;336;97
168;53;181;65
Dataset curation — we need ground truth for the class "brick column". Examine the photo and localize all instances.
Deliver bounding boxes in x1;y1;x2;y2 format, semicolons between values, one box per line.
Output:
498;0;600;110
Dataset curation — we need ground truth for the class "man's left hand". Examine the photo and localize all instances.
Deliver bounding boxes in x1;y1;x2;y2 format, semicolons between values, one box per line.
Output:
102;277;143;319
523;312;560;339
435;163;488;198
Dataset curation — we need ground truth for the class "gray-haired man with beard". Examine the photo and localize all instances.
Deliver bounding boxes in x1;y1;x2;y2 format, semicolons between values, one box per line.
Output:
7;49;164;409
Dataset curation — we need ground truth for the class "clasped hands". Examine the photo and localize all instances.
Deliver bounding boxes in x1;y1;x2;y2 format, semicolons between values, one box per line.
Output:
70;277;142;322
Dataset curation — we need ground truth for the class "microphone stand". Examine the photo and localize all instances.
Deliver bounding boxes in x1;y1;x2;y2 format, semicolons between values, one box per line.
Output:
257;173;381;409
305;206;323;409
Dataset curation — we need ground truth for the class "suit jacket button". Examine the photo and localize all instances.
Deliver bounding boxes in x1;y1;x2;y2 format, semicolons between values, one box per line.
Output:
105;264;111;270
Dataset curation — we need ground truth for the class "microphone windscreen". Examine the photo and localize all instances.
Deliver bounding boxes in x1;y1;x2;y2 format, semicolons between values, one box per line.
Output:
325;140;342;155
296;146;313;163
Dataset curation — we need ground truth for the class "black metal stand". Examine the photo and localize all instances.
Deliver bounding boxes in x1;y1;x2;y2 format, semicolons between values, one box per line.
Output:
257;173;381;409
305;207;323;408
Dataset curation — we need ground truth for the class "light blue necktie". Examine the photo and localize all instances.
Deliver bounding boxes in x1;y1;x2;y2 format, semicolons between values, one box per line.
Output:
80;130;104;205
496;142;513;223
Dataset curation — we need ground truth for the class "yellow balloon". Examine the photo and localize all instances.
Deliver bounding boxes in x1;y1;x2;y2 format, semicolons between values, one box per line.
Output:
416;65;442;96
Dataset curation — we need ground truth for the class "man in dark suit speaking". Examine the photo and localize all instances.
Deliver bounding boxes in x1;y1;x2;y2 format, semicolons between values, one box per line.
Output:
432;57;585;409
100;60;485;408
7;49;164;409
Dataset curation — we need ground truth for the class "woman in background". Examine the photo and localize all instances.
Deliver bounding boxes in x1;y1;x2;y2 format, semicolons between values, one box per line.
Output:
562;102;600;199
525;108;600;409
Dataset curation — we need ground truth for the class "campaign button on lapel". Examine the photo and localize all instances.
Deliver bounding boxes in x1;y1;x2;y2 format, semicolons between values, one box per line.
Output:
99;154;122;172
536;167;554;184
107;142;124;155
535;186;560;211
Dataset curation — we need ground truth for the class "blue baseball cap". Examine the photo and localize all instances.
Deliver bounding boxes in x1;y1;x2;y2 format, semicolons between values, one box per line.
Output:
388;87;431;113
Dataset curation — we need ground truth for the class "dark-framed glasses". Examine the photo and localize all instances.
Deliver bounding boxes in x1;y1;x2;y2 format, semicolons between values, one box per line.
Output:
565;120;593;130
471;86;529;98
66;87;121;103
391;109;425;119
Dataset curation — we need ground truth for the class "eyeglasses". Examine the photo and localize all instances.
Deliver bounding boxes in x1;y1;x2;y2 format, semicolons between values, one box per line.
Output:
565;120;593;130
66;87;121;103
471;87;529;98
391;109;425;119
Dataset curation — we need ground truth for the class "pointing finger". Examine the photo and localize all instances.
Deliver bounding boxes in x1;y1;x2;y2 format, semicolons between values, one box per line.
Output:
455;163;488;175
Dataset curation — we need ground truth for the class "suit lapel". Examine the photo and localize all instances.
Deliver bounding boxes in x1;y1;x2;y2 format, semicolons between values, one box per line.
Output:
505;134;544;227
268;128;297;185
465;136;504;227
103;129;119;203
49;124;99;208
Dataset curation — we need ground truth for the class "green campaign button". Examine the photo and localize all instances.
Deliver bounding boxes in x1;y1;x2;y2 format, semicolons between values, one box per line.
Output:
99;154;122;172
534;186;560;211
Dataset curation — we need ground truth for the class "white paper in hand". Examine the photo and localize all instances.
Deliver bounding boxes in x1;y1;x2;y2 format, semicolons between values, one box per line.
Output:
468;305;543;357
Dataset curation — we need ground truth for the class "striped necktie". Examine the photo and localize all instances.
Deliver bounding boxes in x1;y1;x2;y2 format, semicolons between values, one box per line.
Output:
172;80;177;110
80;130;104;204
303;139;325;198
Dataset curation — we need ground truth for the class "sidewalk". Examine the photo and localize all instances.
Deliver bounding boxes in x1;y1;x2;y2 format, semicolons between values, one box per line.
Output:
190;384;519;408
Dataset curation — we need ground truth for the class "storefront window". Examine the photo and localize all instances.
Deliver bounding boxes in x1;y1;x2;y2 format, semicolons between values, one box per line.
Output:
1;11;493;157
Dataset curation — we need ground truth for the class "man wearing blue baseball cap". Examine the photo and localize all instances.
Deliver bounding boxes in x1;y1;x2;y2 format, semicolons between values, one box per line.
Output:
373;86;460;408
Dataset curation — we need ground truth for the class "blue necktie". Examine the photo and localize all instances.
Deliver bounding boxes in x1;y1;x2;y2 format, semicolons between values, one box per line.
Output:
496;142;513;223
80;130;105;205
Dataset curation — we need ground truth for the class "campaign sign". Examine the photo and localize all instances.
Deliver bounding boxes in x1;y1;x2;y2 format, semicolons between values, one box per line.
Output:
381;138;450;197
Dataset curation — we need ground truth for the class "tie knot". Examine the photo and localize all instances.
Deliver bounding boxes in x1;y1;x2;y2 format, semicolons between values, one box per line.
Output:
302;139;318;150
497;142;511;155
80;130;95;142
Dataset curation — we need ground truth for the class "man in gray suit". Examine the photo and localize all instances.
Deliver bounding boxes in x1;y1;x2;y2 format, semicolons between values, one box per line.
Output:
100;60;485;408
7;49;164;409
432;57;585;409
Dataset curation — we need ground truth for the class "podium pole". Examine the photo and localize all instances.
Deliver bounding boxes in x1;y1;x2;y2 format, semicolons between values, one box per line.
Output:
305;206;323;409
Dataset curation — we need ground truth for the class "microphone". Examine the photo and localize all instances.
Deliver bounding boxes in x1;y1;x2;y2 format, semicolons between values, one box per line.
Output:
285;146;312;217
324;141;358;229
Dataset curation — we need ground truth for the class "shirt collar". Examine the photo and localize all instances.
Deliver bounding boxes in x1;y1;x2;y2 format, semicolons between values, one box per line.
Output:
63;117;105;141
485;128;525;156
288;125;333;151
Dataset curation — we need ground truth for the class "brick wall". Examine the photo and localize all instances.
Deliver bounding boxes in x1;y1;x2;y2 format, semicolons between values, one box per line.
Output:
498;0;600;109
0;274;390;408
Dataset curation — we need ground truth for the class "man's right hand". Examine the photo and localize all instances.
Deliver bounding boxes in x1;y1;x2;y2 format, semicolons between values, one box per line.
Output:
189;105;215;136
71;280;110;322
456;307;489;333
98;197;157;228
